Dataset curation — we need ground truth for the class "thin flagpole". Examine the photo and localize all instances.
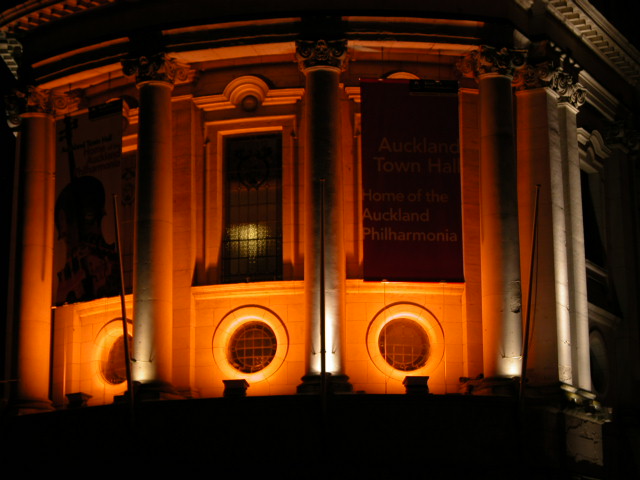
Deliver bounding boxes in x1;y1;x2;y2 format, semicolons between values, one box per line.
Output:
113;194;134;410
520;184;541;404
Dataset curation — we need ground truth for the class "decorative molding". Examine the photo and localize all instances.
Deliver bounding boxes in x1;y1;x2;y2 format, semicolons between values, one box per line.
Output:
6;85;82;118
223;76;269;112
0;0;114;34
121;53;191;85
385;71;420;80
193;88;304;113
457;45;527;79
344;86;361;103
0;30;21;79
514;0;535;9
513;42;587;109
578;71;618;121
296;39;348;72
604;121;640;153
547;0;640;86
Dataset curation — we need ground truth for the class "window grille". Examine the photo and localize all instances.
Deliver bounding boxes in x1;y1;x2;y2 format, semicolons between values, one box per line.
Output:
222;134;282;283
228;321;278;373
378;319;430;371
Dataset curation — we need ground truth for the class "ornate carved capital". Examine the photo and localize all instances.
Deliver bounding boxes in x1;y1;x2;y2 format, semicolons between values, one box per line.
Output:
5;86;83;127
513;44;586;109
605;121;640;152
562;83;587;109
121;52;190;84
24;86;53;113
458;46;527;79
296;39;348;72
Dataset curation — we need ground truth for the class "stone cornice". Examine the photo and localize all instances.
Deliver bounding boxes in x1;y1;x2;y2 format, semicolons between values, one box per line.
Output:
296;39;348;72
0;30;21;79
546;0;640;86
0;0;114;34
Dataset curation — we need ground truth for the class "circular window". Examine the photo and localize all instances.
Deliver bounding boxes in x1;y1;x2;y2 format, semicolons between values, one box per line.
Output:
101;334;132;385
213;305;289;382
366;302;445;381
228;321;277;373
95;318;132;387
379;319;430;371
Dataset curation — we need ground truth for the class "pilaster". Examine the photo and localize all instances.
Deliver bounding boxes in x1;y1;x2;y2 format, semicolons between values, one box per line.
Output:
515;44;591;397
515;51;576;388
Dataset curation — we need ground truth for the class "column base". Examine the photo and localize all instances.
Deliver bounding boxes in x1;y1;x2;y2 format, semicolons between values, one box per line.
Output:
403;376;430;395
459;375;520;396
135;381;183;401
66;392;92;408
297;374;353;394
13;396;55;415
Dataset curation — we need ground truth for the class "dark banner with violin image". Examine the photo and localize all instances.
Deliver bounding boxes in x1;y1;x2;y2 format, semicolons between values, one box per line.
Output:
53;100;131;305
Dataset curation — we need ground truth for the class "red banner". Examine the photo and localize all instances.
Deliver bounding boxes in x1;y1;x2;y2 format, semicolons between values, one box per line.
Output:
361;79;463;282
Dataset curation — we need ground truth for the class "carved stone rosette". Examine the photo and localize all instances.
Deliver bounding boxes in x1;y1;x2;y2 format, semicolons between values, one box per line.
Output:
458;45;527;79
296;39;348;72
121;52;190;84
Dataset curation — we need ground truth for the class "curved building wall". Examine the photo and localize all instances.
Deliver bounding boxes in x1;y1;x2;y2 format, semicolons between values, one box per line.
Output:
2;2;638;419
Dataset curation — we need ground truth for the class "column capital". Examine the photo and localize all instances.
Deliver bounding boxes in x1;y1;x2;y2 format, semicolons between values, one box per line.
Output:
605;120;640;153
121;52;190;85
296;39;348;72
514;44;586;109
458;45;527;80
5;86;83;127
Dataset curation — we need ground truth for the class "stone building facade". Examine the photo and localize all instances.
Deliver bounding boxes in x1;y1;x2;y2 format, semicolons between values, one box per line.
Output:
2;0;639;476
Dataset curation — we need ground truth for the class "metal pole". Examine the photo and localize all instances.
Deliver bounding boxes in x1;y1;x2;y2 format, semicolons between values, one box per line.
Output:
520;184;541;403
319;179;327;402
113;194;134;408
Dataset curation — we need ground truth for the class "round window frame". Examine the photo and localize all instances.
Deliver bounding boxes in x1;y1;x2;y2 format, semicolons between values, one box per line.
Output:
213;305;288;382
378;318;431;372
95;318;132;387
227;321;278;374
366;302;445;381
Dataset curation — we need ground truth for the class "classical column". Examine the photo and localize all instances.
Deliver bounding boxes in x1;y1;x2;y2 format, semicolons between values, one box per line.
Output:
11;87;57;412
461;47;526;387
121;53;181;395
515;58;576;388
296;39;351;393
